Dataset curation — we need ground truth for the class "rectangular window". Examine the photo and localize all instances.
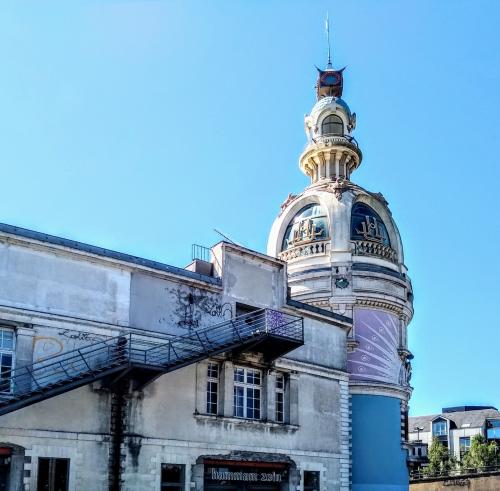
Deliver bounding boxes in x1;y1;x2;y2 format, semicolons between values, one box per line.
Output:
233;367;261;420
487;420;500;440
432;420;447;436
37;458;69;491
275;373;285;423
206;362;219;415
161;464;185;491
459;437;471;455
0;329;14;393
304;470;320;491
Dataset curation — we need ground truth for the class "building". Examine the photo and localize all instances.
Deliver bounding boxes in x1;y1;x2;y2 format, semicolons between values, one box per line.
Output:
0;47;413;491
408;406;500;470
267;57;414;490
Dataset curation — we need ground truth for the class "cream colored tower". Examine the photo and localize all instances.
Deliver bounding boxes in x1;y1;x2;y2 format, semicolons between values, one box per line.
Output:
267;63;414;490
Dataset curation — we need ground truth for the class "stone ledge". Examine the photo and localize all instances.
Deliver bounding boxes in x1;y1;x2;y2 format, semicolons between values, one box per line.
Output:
194;414;300;433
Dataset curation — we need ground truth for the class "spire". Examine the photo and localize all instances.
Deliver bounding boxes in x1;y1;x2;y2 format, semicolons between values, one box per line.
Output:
325;13;332;69
316;15;344;99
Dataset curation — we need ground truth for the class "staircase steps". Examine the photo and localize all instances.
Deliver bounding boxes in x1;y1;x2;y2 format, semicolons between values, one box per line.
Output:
0;308;303;416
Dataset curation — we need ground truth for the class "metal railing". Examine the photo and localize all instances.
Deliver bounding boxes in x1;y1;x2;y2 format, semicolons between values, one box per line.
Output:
410;464;500;481
192;244;212;262
0;309;303;415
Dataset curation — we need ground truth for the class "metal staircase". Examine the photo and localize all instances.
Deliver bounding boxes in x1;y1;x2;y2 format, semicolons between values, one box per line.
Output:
0;309;303;416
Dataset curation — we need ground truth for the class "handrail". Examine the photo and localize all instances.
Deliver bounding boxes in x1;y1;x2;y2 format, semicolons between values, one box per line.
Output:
0;308;304;409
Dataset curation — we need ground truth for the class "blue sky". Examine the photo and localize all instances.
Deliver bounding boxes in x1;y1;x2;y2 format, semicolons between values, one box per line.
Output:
1;1;499;416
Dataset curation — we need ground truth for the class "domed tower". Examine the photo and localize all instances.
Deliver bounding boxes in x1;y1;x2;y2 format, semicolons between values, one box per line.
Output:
268;59;414;490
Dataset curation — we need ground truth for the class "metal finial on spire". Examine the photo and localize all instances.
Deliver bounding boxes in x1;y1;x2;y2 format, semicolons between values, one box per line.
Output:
325;13;332;69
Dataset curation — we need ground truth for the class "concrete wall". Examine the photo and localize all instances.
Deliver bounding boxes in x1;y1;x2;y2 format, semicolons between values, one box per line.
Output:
129;272;229;335
0;234;351;491
287;317;347;371
0;242;130;325
410;474;500;491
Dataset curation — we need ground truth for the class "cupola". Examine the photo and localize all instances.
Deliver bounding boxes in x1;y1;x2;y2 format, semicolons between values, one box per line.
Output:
299;65;362;184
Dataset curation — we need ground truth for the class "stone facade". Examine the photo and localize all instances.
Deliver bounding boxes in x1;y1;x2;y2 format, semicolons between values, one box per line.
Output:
0;228;352;491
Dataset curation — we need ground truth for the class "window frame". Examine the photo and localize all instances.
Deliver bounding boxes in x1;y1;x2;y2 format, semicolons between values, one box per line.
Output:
350;202;391;246
459;436;471;456
321;114;344;136
160;463;185;491
275;372;285;423
233;366;262;420
206;362;219;415
0;328;15;394
303;470;321;491
432;420;447;437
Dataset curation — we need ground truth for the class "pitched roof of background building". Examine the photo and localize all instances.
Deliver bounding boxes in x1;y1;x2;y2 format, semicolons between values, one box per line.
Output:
409;408;500;432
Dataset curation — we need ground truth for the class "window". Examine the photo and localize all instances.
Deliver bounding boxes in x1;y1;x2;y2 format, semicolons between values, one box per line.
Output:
432;420;447;436
206;362;219;415
275;373;285;423
486;419;500;440
161;464;185;491
351;203;391;246
321;114;343;136
281;204;328;251
0;329;14;393
37;458;69;491
304;471;320;491
233;367;261;419
459;437;471;455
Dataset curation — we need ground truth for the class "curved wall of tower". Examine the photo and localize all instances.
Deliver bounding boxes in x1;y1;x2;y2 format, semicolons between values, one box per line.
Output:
268;63;414;490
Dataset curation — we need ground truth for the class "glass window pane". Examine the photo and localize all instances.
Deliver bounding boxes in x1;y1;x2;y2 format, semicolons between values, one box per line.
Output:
234;386;244;417
1;331;13;350
234;368;244;383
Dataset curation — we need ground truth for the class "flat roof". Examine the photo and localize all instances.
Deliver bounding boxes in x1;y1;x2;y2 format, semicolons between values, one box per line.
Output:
0;222;221;286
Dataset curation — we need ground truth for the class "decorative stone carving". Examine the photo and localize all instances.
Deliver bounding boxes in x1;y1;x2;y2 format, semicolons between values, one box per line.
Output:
279;193;298;214
278;240;329;261
351;239;397;262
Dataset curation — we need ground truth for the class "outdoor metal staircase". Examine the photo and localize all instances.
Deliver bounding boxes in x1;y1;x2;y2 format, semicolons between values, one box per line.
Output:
0;309;303;416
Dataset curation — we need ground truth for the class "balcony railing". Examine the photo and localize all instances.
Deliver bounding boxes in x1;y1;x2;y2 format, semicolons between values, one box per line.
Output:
305;133;360;150
278;239;329;262
351;240;397;263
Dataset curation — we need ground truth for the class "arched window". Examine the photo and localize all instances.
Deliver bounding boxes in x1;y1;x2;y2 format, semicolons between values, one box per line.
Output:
321;114;343;136
351;203;390;246
282;204;328;251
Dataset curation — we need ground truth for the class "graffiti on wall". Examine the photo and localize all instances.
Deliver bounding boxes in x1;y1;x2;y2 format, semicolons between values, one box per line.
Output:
33;329;109;362
347;308;404;385
160;286;232;332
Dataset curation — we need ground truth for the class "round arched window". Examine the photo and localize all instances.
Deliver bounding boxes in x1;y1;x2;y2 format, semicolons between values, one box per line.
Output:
351;203;390;246
282;204;328;251
321;114;343;136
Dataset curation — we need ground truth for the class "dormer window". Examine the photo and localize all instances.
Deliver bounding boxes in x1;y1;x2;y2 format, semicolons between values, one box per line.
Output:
351;203;390;246
321;114;343;136
282;204;328;251
432;420;447;436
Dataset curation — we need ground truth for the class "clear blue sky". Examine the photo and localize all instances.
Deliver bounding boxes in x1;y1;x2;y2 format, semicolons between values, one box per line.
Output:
1;1;499;416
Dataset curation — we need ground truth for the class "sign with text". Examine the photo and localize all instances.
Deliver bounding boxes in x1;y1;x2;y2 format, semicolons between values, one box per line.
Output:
205;464;287;484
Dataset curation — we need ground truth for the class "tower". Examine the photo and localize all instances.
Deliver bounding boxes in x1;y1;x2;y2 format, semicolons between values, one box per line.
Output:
267;53;414;490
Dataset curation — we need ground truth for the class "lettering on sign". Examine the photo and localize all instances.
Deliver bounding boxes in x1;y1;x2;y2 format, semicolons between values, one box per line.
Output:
443;478;470;487
209;468;283;483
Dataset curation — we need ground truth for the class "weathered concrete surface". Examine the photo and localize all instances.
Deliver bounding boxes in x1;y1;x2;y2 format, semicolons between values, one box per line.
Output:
410;473;500;491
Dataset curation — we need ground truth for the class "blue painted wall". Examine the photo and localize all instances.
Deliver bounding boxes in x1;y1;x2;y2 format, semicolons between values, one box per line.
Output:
351;394;408;491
